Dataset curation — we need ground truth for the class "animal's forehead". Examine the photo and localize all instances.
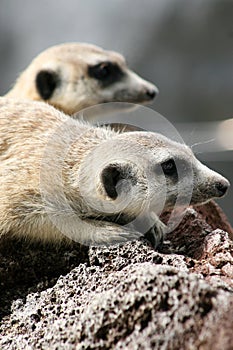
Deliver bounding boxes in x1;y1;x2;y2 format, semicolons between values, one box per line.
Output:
36;43;126;67
116;132;191;157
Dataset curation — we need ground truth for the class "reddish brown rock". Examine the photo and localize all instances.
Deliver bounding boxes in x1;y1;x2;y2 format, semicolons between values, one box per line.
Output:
194;200;233;239
0;201;232;349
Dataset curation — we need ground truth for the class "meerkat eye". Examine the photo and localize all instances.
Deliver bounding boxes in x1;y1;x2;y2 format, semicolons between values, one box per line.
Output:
161;159;178;178
91;62;111;79
88;62;124;86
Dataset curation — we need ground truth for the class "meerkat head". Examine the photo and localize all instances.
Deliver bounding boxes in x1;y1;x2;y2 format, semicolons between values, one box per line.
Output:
6;43;158;115
67;130;229;240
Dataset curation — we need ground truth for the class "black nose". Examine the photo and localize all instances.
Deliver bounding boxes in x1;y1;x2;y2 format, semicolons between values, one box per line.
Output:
146;88;157;100
215;181;229;197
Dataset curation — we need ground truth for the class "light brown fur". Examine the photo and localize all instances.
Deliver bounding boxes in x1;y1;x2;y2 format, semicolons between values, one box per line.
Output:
6;43;158;116
0;98;229;246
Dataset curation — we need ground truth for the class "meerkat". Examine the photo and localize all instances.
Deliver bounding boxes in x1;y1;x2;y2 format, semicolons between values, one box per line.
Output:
0;98;229;247
5;43;158;116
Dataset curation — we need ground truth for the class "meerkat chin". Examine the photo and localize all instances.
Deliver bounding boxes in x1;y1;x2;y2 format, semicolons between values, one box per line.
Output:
0;98;229;247
5;42;158;116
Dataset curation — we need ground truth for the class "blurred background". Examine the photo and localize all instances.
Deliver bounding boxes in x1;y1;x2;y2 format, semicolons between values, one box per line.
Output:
0;0;232;223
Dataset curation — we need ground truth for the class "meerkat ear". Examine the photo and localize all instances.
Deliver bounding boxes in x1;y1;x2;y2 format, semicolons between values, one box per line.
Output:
101;162;136;200
101;164;124;200
35;70;60;100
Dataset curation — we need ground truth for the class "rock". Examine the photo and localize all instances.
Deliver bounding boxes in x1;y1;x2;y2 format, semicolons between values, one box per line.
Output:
194;200;233;239
0;201;232;349
0;238;89;319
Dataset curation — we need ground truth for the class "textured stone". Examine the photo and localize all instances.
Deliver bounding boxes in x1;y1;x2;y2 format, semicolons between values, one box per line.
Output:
0;238;89;319
194;200;233;239
0;202;232;349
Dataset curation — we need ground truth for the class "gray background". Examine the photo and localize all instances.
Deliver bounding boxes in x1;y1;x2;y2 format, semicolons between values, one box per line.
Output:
0;0;232;223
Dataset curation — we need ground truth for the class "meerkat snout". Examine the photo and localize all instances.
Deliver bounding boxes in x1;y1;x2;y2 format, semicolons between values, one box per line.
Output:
5;43;158;116
214;181;229;197
151;152;230;209
145;87;156;100
191;162;230;204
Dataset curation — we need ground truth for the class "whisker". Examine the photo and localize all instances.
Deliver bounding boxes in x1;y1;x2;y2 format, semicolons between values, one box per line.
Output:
191;138;215;150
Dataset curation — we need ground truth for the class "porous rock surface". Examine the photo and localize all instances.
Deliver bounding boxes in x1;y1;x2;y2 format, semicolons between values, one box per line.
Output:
0;201;232;350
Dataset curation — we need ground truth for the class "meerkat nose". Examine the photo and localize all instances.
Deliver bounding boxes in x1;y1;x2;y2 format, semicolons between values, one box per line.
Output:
146;88;157;100
214;179;230;197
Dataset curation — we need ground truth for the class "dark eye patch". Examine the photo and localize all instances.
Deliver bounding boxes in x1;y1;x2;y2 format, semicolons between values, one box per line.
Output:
161;159;178;179
158;158;190;183
88;61;125;87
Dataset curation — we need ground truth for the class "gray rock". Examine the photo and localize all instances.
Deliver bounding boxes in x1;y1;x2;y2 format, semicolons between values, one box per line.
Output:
0;204;233;349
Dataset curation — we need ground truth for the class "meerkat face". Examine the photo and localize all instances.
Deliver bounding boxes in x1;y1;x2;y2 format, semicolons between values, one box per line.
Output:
73;131;229;231
7;43;158;115
137;133;230;210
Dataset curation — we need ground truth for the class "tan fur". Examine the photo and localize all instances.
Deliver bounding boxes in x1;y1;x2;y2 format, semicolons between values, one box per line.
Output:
5;43;158;116
0;98;229;246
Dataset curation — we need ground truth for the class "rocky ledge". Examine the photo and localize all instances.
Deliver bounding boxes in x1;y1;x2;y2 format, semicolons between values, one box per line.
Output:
0;200;232;350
